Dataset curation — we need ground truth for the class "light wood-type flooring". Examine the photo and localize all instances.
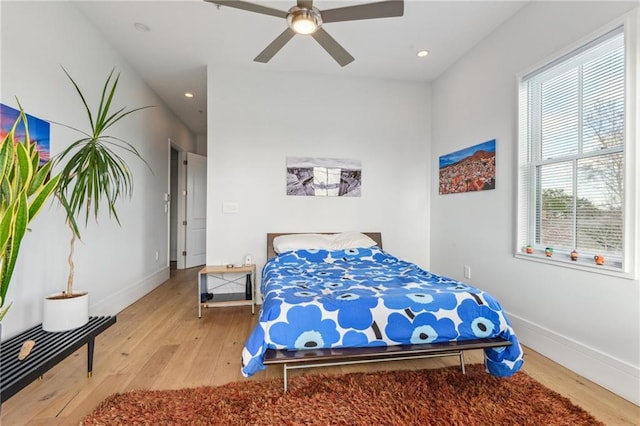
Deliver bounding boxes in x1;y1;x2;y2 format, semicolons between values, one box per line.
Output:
1;267;638;425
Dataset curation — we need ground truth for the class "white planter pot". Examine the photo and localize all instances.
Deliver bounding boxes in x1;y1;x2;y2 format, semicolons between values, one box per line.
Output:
42;292;89;332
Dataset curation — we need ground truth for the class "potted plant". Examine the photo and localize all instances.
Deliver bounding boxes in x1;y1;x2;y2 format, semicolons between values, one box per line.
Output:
0;103;61;322
42;68;151;332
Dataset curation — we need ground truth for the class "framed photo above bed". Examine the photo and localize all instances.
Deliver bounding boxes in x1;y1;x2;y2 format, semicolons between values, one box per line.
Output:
286;157;361;197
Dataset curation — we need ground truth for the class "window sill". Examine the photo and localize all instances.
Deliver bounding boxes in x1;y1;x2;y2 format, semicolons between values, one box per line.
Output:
514;251;635;280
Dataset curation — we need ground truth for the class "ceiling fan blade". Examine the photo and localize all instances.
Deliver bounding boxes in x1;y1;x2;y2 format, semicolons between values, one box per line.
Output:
311;28;354;67
254;28;296;63
204;0;288;19
297;0;313;9
321;0;404;23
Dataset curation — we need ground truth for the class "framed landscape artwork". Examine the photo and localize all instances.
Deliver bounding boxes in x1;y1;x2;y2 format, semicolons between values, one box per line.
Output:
286;157;361;197
439;139;496;195
0;103;50;166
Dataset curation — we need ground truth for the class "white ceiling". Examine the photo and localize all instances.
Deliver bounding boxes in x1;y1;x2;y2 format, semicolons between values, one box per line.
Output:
74;0;529;137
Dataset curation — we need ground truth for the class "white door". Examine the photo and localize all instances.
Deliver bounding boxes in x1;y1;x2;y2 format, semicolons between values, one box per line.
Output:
184;152;207;268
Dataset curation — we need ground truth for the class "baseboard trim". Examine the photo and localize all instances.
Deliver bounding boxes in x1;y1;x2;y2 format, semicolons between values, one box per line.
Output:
90;267;170;317
508;312;640;406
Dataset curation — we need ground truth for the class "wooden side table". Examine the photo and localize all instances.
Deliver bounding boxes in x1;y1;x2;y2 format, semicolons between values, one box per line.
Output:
198;264;256;317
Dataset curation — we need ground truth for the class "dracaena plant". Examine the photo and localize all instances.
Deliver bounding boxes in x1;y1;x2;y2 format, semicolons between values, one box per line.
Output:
0;103;61;321
54;68;151;297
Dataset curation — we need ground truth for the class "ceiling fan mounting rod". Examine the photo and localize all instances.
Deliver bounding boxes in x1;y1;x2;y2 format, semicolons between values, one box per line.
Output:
287;6;322;35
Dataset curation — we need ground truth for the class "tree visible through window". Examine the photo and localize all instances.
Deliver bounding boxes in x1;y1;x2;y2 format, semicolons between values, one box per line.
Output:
518;26;628;269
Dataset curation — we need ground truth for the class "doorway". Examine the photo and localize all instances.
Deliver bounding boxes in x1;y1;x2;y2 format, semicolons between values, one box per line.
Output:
169;146;207;270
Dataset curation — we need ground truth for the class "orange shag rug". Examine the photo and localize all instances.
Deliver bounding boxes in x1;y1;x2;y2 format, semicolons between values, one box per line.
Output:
81;364;603;425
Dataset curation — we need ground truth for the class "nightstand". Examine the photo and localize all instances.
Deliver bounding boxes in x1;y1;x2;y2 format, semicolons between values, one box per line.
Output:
197;264;256;317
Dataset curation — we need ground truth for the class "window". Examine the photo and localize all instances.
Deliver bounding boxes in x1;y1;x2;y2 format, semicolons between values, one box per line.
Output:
517;20;638;276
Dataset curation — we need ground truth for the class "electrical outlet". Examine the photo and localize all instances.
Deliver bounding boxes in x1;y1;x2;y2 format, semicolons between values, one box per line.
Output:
464;265;471;279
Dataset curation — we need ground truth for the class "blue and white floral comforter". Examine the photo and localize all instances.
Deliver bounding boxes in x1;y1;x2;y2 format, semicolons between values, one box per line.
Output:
241;247;524;377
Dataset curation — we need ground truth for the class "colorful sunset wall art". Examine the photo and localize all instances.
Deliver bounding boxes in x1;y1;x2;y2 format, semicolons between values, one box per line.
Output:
439;139;496;195
0;103;51;166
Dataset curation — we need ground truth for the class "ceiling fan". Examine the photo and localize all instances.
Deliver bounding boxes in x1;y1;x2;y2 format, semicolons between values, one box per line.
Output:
204;0;404;67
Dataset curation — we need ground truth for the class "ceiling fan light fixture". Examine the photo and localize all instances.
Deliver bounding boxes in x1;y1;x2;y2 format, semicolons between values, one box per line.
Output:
205;0;404;66
287;7;322;35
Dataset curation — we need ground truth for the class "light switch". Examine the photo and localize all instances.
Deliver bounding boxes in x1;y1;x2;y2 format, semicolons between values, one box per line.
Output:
464;265;471;279
222;202;239;213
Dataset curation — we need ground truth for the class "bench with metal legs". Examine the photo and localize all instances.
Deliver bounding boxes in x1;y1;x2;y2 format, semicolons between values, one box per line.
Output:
0;315;116;402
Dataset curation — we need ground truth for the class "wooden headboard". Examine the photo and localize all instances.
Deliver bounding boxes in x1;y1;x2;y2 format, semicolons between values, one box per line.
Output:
266;232;382;260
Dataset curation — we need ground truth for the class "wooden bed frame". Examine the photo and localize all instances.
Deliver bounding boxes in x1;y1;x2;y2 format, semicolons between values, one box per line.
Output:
266;232;383;260
262;232;511;391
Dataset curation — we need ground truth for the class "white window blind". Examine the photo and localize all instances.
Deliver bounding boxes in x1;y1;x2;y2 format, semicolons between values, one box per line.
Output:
518;26;627;271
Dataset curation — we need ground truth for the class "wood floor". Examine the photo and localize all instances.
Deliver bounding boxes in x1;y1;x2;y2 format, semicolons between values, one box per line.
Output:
1;266;638;425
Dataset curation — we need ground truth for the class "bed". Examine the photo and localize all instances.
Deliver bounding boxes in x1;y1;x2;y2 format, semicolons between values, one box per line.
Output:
241;232;524;387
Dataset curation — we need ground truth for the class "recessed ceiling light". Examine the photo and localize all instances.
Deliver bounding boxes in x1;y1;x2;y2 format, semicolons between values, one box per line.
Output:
417;50;429;58
184;92;194;98
134;22;150;32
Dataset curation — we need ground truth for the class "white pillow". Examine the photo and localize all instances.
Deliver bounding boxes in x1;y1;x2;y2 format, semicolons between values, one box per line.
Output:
273;234;334;254
330;232;377;250
273;232;378;254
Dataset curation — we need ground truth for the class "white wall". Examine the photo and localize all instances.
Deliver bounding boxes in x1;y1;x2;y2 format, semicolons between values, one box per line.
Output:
430;2;639;404
0;2;196;338
207;67;431;287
